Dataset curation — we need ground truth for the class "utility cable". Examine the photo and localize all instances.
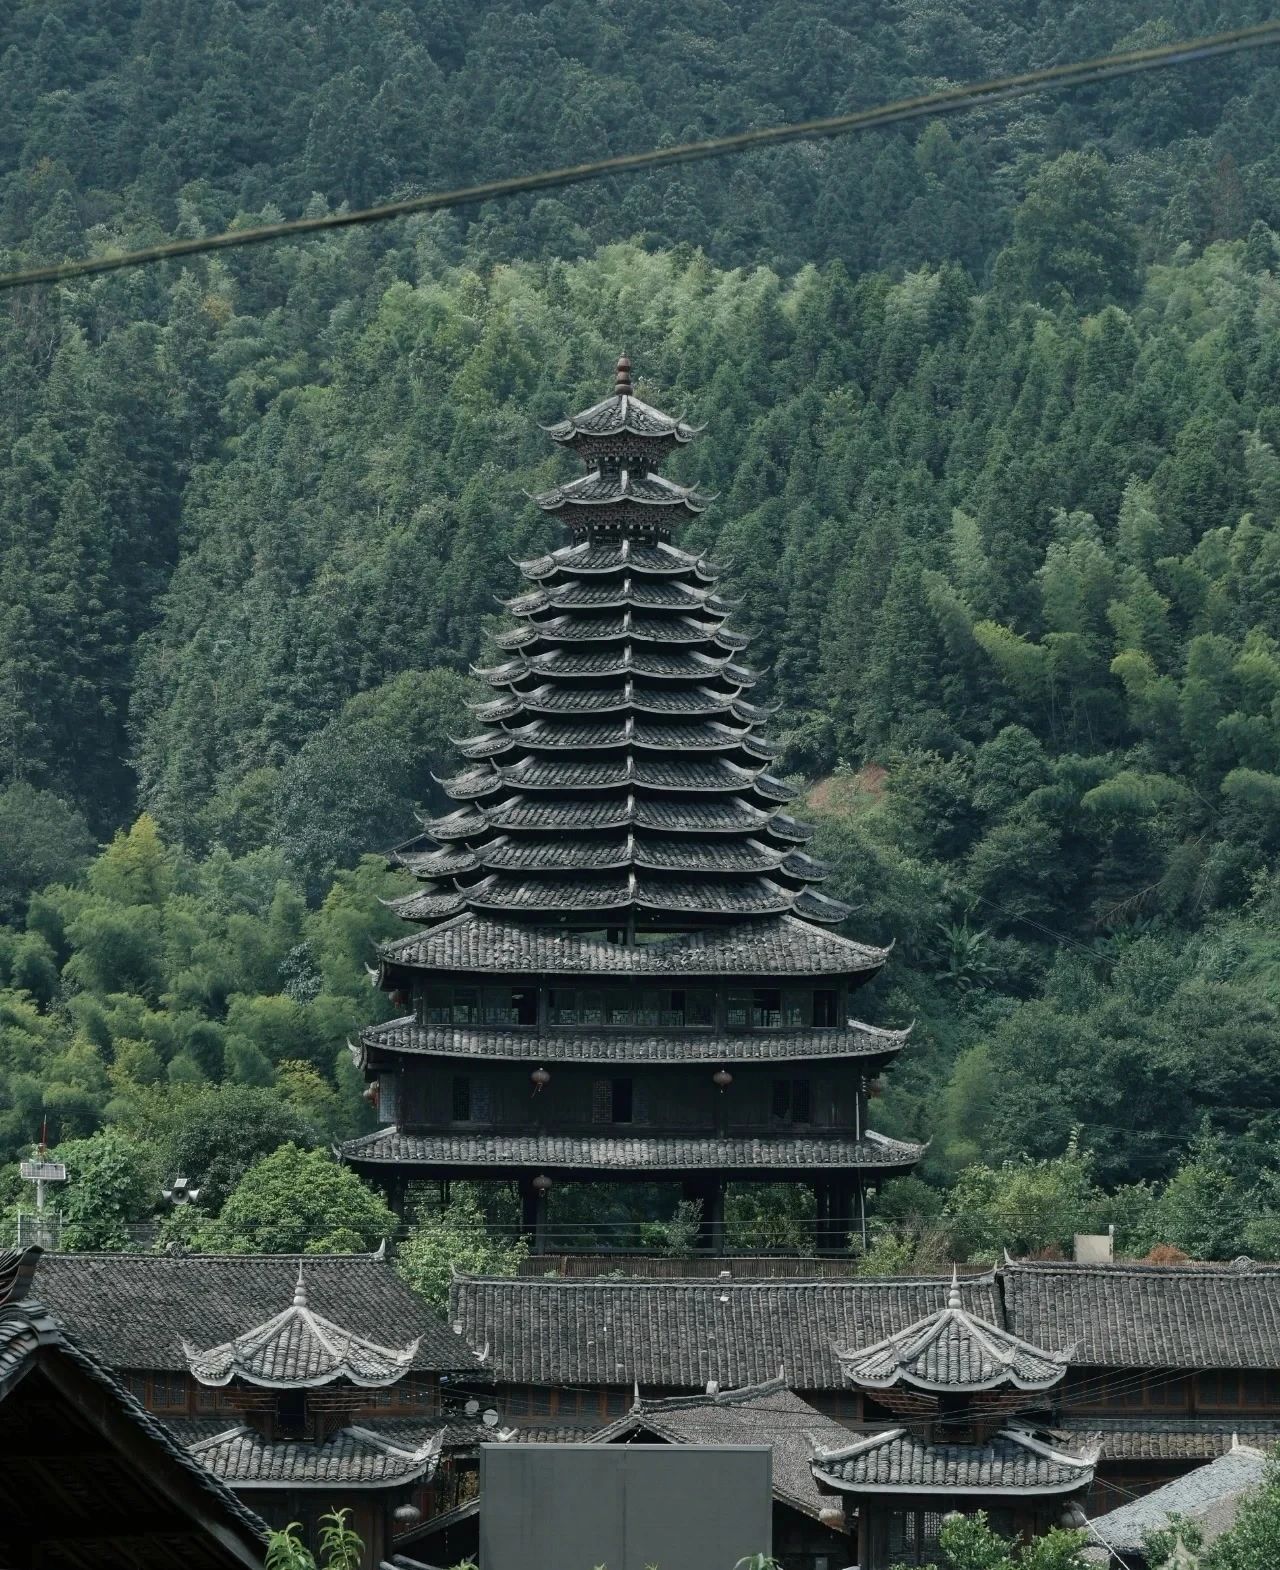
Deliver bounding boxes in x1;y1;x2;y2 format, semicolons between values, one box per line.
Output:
2;19;1280;291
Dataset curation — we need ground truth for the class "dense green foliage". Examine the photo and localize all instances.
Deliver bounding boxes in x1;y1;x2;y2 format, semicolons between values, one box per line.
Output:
894;1511;1089;1570
5;0;1280;1259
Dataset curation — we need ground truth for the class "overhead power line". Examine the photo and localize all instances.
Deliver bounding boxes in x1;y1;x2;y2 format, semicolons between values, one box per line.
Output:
3;20;1280;292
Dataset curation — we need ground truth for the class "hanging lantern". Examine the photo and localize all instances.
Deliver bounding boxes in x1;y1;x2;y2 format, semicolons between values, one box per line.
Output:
530;1066;551;1094
818;1504;845;1530
712;1068;733;1091
532;1173;553;1195
363;1081;380;1106
393;1504;422;1527
390;989;408;1011
866;1078;883;1099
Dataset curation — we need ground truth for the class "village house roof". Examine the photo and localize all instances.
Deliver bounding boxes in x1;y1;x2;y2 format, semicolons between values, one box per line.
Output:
1052;1417;1280;1462
0;1253;269;1570
836;1271;1070;1394
342;1128;923;1175
589;1377;853;1523
1082;1442;1272;1558
812;1425;1097;1497
447;1273;1002;1389
183;1267;420;1389
1001;1258;1280;1369
33;1251;482;1376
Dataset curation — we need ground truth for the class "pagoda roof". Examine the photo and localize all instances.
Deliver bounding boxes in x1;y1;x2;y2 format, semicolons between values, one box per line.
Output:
517;537;719;580
812;1426;1097;1498
420;796;802;837
543;383;700;446
835;1271;1069;1394
455;718;769;755
182;1267;420;1389
478;646;758;685
340;1127;923;1174
468;685;773;721
182;1420;441;1490
387;873;849;923
505;579;731;615
535;468;711;516
378;914;887;979
397;835;821;879
356;1016;910;1066
491;611;747;651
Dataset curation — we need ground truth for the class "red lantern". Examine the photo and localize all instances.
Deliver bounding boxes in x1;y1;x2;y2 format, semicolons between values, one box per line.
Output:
712;1068;733;1091
532;1173;553;1195
391;990;408;1011
363;1081;380;1106
867;1078;883;1099
530;1066;551;1093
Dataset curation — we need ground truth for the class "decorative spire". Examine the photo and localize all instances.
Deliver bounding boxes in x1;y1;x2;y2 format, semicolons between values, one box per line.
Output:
183;1276;420;1389
614;354;633;396
948;1265;962;1310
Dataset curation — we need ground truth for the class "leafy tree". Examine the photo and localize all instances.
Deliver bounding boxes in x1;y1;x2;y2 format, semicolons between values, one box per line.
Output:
50;1129;159;1251
995;151;1137;311
895;1510;1089;1569
191;1144;396;1254
0;783;94;921
396;1188;528;1312
142;1084;319;1210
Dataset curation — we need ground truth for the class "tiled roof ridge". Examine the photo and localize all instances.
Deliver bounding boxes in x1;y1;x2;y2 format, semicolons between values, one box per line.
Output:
630;1374;791;1411
1003;1254;1280;1277
448;1269;998;1291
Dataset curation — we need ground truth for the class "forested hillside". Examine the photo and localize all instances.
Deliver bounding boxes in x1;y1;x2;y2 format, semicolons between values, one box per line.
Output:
4;0;1280;1257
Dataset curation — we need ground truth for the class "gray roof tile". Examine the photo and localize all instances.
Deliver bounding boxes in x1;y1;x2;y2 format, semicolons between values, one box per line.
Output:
590;1378;852;1521
837;1275;1068;1393
1002;1259;1280;1369
812;1426;1096;1496
33;1252;482;1374
359;1016;909;1066
184;1269;419;1389
341;1128;922;1173
447;1273;1002;1388
179;1421;441;1489
1084;1445;1271;1551
380;914;886;978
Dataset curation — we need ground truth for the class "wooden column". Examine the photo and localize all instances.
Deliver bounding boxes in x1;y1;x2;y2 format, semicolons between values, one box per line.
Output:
706;1176;726;1254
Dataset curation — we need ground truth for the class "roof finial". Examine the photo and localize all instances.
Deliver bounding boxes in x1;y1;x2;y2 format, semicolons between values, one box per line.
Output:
614;354;632;397
632;1375;642;1410
294;1264;308;1308
948;1265;962;1310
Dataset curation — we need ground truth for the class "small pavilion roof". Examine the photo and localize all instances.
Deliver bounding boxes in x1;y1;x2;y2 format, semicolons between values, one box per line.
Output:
181;1420;442;1490
542;360;700;446
812;1425;1097;1497
182;1267;420;1389
835;1269;1070;1394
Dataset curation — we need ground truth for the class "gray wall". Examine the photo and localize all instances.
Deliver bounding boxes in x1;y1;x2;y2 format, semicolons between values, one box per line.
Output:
480;1443;772;1570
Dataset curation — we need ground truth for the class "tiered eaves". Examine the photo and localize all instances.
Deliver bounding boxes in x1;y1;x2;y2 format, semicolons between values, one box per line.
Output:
341;359;921;1245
